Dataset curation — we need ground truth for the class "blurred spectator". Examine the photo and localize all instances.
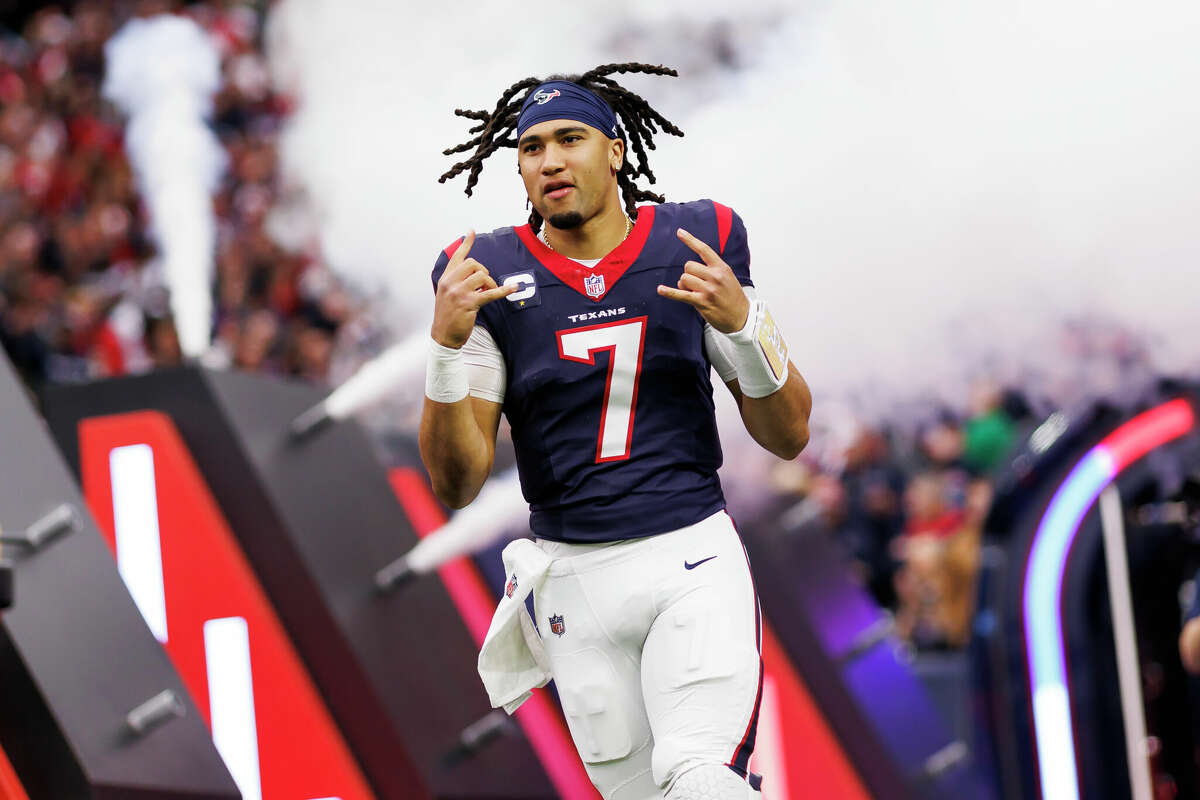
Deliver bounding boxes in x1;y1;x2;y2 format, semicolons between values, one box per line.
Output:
1178;569;1200;675
902;471;963;539
839;426;905;608
232;308;279;372
963;380;1018;475
144;314;182;368
893;468;975;649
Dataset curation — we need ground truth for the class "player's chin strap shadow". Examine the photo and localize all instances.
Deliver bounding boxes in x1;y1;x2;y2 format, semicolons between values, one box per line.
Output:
438;708;516;769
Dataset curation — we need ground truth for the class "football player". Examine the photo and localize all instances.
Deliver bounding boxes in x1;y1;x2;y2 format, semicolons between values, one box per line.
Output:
421;63;811;799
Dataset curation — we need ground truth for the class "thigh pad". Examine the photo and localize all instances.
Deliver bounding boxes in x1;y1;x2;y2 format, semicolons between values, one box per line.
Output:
555;647;638;764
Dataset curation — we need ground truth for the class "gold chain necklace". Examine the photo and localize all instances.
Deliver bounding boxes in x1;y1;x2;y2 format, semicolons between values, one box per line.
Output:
543;215;632;254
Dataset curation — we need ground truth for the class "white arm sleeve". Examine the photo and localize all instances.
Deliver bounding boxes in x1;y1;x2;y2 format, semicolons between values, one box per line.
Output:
704;286;757;384
462;325;506;403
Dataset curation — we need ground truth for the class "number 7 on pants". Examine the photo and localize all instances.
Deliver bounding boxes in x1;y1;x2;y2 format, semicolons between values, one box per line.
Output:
556;317;648;463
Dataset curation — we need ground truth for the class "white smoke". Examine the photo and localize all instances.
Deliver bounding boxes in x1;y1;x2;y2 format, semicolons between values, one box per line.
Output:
654;1;1200;418
104;16;225;359
268;0;1200;425
321;332;426;420
404;469;526;574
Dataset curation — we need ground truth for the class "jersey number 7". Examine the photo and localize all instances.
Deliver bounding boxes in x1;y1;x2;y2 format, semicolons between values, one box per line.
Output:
556;317;648;463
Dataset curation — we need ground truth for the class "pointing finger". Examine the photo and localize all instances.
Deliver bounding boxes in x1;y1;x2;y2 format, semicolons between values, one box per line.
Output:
449;230;476;266
443;242;482;284
677;227;720;266
478;283;521;305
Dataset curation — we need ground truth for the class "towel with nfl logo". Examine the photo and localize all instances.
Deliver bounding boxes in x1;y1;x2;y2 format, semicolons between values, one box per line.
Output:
477;538;553;714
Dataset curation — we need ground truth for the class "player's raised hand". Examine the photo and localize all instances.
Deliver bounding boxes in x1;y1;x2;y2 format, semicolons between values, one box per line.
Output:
656;228;752;334
432;231;519;348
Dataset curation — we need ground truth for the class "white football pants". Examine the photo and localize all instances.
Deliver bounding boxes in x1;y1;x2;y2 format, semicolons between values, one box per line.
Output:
534;510;763;799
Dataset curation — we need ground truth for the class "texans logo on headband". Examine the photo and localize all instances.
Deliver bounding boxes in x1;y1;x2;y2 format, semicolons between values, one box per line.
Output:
517;80;621;141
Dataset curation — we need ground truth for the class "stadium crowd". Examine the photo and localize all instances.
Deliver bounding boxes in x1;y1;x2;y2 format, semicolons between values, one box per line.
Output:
768;380;1027;650
0;0;354;395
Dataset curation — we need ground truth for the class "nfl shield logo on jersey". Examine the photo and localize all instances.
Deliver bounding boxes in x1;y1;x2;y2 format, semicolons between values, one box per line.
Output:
505;573;518;598
549;614;566;636
584;273;605;299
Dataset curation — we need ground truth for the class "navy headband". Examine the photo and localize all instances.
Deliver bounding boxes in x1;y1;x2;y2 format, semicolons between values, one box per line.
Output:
516;81;620;142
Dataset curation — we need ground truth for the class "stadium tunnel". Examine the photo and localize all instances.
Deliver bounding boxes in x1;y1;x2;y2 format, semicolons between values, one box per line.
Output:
972;384;1200;800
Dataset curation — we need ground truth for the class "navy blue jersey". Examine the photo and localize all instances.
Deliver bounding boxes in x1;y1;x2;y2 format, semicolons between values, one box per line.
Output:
431;200;754;543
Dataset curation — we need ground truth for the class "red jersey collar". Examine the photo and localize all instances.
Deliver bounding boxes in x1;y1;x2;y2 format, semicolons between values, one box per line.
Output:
513;206;656;303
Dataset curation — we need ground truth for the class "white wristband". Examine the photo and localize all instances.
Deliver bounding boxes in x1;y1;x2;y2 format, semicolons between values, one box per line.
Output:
426;338;470;403
724;299;789;398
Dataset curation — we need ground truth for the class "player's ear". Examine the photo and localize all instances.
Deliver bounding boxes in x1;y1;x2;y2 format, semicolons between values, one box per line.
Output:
610;139;624;173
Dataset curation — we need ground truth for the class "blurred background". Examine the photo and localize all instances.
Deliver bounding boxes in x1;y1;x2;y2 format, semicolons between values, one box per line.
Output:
2;1;1200;799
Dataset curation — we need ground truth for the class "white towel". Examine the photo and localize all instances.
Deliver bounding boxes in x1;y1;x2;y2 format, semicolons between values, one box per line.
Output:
477;538;553;714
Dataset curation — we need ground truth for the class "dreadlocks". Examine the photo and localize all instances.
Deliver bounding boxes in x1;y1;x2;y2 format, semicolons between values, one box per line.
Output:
438;63;684;231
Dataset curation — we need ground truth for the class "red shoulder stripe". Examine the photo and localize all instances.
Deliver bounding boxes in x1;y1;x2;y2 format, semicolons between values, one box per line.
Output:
442;237;464;260
713;201;733;254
